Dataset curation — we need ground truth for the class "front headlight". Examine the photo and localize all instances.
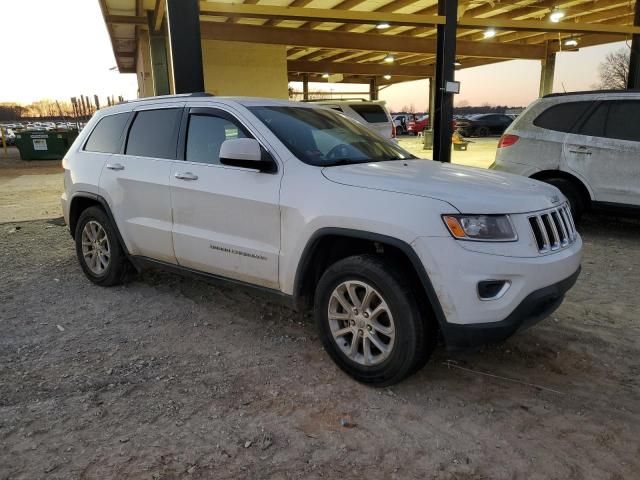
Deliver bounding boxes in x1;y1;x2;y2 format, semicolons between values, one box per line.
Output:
442;214;517;242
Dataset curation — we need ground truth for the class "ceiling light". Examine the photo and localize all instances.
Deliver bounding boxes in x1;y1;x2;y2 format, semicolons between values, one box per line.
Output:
322;73;330;79
376;22;390;30
454;59;462;67
483;28;496;39
564;38;578;47
549;8;565;23
383;74;392;80
384;54;395;63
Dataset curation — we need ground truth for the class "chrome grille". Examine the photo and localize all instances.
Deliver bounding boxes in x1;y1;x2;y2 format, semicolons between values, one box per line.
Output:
528;204;577;253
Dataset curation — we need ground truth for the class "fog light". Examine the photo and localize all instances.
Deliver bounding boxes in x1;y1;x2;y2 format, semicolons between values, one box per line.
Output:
478;280;511;300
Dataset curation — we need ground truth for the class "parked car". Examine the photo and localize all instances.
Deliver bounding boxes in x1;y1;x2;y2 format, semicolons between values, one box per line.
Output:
62;95;582;386
407;114;430;135
491;90;640;220
308;99;395;139
455;113;513;137
392;114;416;135
1;128;16;146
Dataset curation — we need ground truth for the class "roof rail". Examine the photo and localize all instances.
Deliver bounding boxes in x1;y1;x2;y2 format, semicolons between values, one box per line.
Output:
543;89;640;98
123;92;214;104
301;97;368;103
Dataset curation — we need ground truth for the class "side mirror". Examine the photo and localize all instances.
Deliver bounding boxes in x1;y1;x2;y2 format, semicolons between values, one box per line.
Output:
219;138;276;173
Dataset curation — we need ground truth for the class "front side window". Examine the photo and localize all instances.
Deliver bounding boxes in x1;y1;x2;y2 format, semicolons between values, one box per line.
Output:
84;112;129;153
125;108;182;159
533;101;593;133
249;106;414;167
186;114;249;165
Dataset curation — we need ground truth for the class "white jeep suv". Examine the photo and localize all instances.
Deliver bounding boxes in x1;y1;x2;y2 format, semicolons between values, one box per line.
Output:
491;90;640;219
61;94;582;386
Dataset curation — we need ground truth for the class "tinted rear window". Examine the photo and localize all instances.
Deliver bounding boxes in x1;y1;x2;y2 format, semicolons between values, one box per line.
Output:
605;101;640;142
125;108;182;159
84;113;129;153
533;101;593;133
349;104;389;123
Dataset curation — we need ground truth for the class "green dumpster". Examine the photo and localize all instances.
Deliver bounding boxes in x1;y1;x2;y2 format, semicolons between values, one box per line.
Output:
14;130;78;160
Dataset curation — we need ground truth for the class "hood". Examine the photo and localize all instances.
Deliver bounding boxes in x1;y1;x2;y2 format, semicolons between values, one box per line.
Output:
321;159;562;214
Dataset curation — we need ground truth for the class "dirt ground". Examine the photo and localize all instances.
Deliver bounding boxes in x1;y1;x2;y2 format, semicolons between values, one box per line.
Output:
1;149;639;479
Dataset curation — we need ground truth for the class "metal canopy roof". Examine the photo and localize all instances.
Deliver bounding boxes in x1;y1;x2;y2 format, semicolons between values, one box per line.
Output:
101;0;639;85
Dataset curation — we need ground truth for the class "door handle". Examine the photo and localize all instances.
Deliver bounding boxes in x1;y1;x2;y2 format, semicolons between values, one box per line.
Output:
174;172;198;181
569;147;592;155
106;163;125;170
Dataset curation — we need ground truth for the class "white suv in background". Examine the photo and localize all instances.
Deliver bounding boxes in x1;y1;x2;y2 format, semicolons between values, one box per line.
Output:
62;94;581;386
308;99;395;139
492;90;640;219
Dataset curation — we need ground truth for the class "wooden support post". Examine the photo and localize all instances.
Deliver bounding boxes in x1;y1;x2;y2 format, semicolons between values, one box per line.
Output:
303;73;309;100
628;0;640;89
166;0;204;93
369;77;378;101
433;0;457;163
539;41;556;97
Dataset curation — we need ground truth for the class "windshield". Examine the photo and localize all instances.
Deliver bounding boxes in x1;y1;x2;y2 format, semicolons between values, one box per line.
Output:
249;106;415;167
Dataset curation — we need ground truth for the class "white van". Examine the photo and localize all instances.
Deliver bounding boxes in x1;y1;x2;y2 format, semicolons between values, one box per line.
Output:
309;99;395;139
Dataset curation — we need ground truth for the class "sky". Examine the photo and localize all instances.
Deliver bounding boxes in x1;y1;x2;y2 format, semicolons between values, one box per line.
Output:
0;0;629;110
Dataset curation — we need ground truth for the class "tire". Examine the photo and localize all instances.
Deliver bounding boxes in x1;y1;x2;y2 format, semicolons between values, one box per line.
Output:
396;126;404;135
542;177;586;221
314;254;436;386
476;126;490;137
75;206;130;286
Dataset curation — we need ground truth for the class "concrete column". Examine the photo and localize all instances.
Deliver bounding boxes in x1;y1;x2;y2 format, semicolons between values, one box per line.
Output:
539;42;556;97
147;12;171;96
303;74;309;100
369;77;379;100
428;77;436;128
166;0;205;93
628;0;640;89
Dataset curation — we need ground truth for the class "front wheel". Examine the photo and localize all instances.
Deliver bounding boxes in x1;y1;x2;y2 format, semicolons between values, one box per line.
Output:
314;255;435;386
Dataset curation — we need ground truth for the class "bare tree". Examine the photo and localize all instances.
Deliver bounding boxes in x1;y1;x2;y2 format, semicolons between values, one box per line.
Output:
598;48;630;90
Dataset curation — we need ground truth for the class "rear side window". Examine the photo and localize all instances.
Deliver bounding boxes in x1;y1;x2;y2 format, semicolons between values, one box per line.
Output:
577;103;608;137
125;108;182;159
84;113;129;153
605;101;640;142
533;101;593;132
349;104;389;123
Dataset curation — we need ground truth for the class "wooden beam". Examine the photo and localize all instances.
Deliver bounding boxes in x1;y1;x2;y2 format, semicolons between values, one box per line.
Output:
199;22;547;59
456;16;640;35
153;0;166;32
106;15;147;25
288;60;434;77
200;2;445;28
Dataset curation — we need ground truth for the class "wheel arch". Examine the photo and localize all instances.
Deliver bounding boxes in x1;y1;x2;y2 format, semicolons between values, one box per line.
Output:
529;170;593;204
68;193;130;257
293;228;447;331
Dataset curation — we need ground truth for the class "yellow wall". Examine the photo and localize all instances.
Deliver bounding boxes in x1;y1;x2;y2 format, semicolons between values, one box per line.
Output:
136;30;154;98
202;40;288;99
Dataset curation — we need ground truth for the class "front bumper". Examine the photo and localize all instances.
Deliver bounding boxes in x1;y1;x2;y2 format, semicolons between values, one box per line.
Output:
441;267;580;348
411;235;582;348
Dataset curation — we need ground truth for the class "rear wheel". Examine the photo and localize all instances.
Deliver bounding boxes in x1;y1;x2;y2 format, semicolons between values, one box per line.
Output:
476;126;490;137
75;206;130;286
541;177;587;221
314;254;435;386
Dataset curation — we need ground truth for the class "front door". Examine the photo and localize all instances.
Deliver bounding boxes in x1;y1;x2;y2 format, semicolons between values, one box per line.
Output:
170;106;281;289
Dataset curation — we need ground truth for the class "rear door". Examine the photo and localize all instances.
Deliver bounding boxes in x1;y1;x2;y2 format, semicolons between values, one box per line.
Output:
564;99;640;206
169;105;281;289
99;104;183;264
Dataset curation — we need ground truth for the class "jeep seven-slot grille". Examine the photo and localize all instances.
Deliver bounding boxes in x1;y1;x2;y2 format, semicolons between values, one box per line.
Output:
528;204;577;253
